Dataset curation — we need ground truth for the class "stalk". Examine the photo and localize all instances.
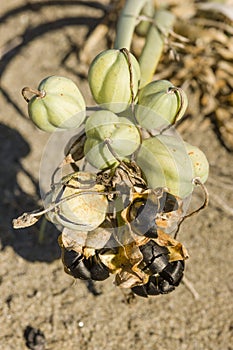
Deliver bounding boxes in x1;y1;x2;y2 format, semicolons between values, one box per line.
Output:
135;0;155;37
139;9;175;88
114;0;152;50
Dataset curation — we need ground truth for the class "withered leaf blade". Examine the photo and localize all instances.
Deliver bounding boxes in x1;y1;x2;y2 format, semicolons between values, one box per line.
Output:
100;241;148;289
115;267;149;289
12;212;41;229
156;230;189;261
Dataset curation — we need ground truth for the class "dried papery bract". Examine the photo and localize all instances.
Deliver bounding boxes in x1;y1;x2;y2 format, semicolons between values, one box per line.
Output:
12;210;43;229
44;172;110;232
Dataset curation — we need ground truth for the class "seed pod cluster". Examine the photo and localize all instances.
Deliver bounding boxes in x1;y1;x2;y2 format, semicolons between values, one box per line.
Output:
17;48;209;297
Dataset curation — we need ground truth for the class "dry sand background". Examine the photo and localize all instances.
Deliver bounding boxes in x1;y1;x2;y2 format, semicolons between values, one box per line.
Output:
0;1;232;349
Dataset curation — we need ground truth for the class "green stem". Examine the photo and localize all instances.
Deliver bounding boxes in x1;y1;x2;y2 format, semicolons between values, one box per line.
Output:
114;0;152;50
135;0;155;36
139;9;175;88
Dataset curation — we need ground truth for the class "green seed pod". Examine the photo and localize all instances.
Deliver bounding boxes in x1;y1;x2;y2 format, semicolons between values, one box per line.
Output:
88;49;141;113
22;76;86;132
44;172;108;231
136;80;188;130
136;135;194;198
185;142;209;183
84;110;141;169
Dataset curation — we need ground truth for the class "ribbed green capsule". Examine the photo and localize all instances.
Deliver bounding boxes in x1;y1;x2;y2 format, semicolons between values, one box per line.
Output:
88;49;141;113
136;80;188;130
25;76;86;132
84;110;141;169
136;135;194;198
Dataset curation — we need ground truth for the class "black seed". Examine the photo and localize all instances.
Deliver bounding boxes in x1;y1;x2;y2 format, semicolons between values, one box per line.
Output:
139;241;169;273
160;260;184;285
131;284;149;298
149;254;169;274
62;249;82;268
159;279;176;294
129;197;158;236
90;256;110;281
159;192;178;213
146;276;161;295
70;259;91;280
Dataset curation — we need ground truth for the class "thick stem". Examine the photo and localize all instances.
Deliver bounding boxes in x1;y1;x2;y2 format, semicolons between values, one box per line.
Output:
114;0;151;50
139;9;175;88
135;0;155;36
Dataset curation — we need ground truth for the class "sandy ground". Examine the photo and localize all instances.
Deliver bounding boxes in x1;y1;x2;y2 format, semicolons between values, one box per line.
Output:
0;1;233;349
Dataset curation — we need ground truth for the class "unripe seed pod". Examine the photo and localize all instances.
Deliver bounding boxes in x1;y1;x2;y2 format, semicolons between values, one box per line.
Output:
136;135;194;198
185;142;209;184
44;172;108;231
84;110;141;169
88;49;141;113
136;80;188;130
22;76;86;132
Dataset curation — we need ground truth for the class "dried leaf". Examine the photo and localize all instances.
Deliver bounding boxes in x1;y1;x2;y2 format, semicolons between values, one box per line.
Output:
156;230;189;261
12;212;41;229
115;266;149;289
147;2;233;150
197;2;233;22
